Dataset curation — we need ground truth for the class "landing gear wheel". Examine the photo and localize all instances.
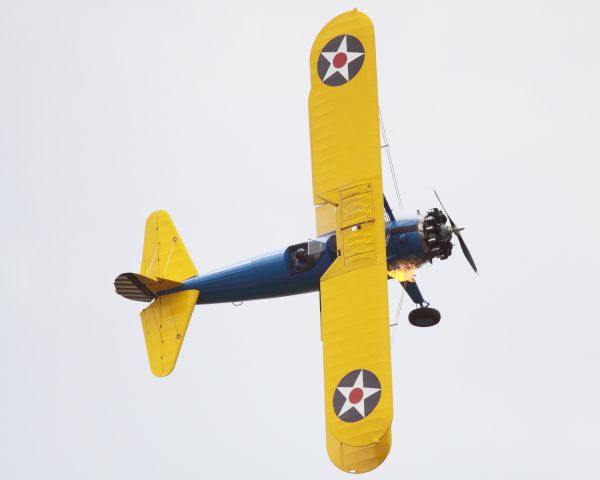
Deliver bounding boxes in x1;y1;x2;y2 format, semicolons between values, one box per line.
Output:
408;307;441;327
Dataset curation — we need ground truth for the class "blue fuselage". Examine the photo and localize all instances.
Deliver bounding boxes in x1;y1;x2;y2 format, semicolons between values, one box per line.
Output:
167;216;428;304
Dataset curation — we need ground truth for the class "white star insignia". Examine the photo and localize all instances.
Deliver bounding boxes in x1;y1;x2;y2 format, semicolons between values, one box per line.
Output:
320;35;365;82
336;370;381;418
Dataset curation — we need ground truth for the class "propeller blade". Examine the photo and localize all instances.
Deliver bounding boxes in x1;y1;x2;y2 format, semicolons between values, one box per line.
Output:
433;189;478;274
456;232;478;273
433;189;456;228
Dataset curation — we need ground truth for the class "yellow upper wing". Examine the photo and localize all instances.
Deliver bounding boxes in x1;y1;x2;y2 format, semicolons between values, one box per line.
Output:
309;10;393;473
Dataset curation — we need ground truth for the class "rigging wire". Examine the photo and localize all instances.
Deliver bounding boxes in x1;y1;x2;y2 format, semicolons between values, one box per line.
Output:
379;108;403;213
390;288;405;346
380;108;405;345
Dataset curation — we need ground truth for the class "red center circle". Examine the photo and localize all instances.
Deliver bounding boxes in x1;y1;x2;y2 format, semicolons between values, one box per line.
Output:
349;388;363;404
333;52;347;68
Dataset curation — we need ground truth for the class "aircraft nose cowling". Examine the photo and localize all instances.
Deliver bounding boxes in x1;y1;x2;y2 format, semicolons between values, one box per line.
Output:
386;217;428;269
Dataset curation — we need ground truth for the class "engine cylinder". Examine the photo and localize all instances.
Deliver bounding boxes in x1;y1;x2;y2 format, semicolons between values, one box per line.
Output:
421;208;453;262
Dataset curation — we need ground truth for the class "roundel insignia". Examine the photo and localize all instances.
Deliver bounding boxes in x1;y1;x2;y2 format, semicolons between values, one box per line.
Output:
317;35;365;86
333;369;381;423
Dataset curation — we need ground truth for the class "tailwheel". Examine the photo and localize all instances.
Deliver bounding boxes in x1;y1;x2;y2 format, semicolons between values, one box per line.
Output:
408;307;441;328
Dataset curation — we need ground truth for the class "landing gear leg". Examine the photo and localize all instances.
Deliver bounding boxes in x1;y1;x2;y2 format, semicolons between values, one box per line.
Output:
408;306;441;327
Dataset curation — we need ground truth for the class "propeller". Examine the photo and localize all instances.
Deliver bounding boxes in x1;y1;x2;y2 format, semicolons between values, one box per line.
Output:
433;190;478;273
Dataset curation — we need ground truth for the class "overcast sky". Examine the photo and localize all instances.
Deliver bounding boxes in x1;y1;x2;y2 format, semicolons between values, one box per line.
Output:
1;1;599;478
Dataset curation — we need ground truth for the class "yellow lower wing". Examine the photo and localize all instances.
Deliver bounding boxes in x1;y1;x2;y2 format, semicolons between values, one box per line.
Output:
320;183;392;474
140;285;198;377
308;10;393;473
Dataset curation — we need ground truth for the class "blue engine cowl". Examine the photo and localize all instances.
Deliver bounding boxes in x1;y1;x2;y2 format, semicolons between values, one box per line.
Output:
386;208;453;271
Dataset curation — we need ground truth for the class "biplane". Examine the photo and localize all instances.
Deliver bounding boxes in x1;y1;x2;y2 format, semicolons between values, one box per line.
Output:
115;9;476;474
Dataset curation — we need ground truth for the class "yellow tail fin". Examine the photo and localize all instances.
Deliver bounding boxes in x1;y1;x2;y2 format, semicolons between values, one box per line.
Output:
139;210;198;376
114;210;199;376
141;289;199;376
141;210;197;282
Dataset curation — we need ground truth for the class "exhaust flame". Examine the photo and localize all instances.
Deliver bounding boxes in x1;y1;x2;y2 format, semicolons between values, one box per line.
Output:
388;264;418;283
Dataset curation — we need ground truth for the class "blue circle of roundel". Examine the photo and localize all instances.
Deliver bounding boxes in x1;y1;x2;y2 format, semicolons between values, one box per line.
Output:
317;35;365;87
333;369;381;423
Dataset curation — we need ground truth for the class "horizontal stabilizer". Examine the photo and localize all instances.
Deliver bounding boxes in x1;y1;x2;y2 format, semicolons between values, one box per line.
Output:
141;289;199;377
115;210;199;376
141;210;198;282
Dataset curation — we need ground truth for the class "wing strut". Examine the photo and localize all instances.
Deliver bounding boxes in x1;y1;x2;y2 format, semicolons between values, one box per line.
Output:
383;195;395;221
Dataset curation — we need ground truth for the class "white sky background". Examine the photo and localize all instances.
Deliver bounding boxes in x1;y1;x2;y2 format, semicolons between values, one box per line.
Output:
1;0;599;478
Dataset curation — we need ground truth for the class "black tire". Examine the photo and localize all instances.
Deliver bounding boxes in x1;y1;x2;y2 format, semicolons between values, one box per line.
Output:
408;307;441;327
